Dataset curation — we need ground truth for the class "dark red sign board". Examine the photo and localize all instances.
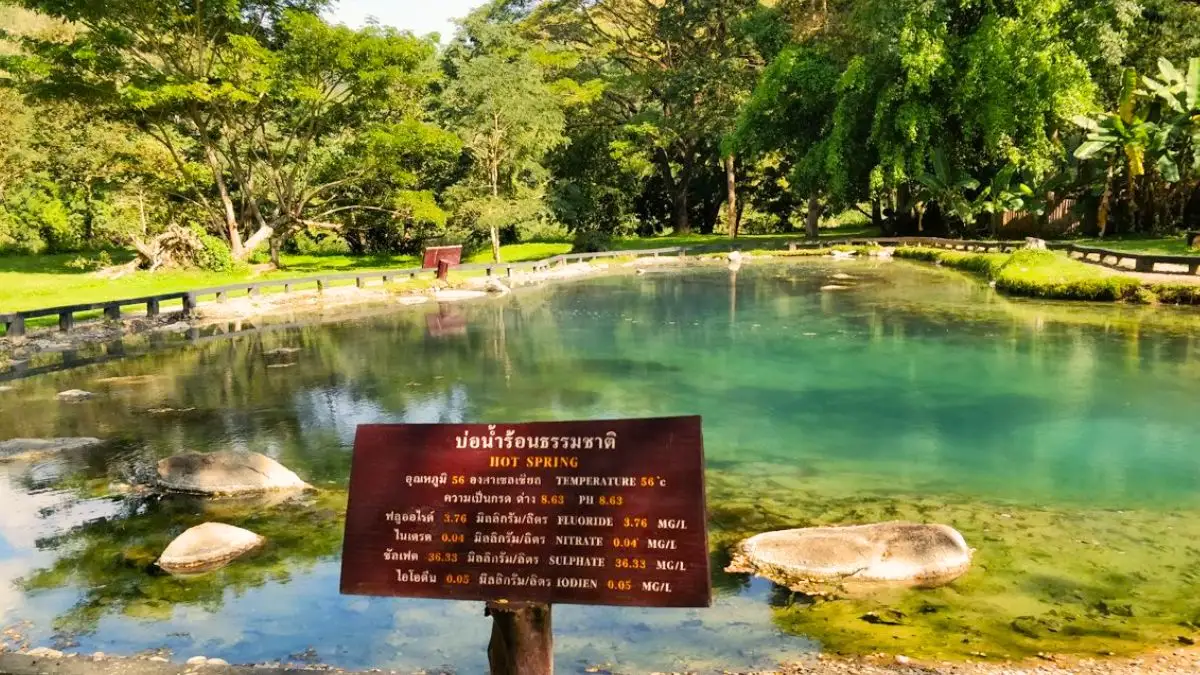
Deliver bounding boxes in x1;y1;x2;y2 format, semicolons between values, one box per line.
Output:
340;417;710;608
421;245;463;270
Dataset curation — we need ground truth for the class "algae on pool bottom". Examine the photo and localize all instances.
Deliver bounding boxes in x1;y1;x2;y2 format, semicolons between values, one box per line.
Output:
0;259;1198;670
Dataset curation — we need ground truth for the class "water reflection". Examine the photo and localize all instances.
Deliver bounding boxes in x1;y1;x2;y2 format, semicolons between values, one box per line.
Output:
0;261;1198;668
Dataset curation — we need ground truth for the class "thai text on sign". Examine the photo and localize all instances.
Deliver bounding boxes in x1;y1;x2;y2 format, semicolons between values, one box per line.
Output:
339;417;710;607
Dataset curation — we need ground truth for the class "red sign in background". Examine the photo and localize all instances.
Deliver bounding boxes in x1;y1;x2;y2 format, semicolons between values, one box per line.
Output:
421;245;463;270
339;417;710;608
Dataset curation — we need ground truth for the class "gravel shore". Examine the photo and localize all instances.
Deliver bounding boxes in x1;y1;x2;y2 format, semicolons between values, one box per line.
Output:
3;648;1200;675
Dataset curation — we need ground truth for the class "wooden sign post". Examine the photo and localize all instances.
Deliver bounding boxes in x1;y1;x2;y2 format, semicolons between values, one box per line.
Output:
340;417;710;675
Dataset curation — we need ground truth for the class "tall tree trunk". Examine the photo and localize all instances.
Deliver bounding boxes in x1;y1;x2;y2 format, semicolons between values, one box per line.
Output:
805;195;823;240
202;143;243;259
269;236;283;269
673;155;694;236
872;198;885;234
490;161;502;264
725;154;738;239
83;183;95;243
1098;165;1114;238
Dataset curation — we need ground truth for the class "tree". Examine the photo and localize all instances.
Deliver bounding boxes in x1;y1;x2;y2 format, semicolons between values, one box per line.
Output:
735;45;842;238
536;0;762;236
7;0;453;265
442;2;566;262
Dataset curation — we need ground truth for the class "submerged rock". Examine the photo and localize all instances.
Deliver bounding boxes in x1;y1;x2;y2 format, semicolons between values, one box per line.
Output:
157;522;264;575
264;347;301;358
0;437;103;463
56;389;94;401
157;451;312;495
726;521;972;593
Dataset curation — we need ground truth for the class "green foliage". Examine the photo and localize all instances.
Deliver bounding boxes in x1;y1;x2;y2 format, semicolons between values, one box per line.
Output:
190;225;235;272
293;231;352;256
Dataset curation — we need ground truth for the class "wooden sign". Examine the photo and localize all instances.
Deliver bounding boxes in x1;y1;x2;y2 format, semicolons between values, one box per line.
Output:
421;245;463;270
340;417;710;608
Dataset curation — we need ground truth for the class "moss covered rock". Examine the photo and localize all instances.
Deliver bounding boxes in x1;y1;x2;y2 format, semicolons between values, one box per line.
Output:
0;437;103;462
157;451;312;496
726;522;972;594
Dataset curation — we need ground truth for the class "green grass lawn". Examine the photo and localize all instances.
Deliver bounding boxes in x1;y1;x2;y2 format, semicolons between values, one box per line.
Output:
0;226;879;315
1073;235;1198;256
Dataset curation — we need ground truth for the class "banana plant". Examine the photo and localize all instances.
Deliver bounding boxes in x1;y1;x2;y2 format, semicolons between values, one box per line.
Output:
914;148;979;231
1074;69;1157;236
1142;56;1200;178
973;164;1034;236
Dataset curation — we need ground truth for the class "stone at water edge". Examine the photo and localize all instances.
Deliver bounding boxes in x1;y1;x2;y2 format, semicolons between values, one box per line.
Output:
821;285;850;291
0;438;103;463
157;451;312;495
831;273;855;280
433;289;489;302
484;277;512;295
157;522;265;574
56;389;94;401
725;521;972;594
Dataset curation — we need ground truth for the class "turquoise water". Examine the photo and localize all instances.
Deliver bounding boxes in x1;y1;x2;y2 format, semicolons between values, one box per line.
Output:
1;259;1199;670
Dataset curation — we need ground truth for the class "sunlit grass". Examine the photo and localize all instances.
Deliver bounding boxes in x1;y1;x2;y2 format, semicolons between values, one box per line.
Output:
1074;235;1197;256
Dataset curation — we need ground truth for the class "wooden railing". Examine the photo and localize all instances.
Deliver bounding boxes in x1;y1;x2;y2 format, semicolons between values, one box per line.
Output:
4;238;1197;338
0;247;685;338
1061;244;1200;276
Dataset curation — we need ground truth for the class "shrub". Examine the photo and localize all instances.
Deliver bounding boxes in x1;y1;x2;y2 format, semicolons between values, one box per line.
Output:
517;218;570;243
294;231;352;256
572;228;614;253
190;225;234;272
64;251;113;271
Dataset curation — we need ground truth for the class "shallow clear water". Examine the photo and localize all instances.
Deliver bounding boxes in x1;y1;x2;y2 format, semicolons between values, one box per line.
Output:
2;259;1200;671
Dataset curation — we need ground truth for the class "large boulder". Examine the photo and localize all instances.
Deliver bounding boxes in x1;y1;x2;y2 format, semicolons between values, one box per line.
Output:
157;522;264;574
157;451;312;496
0;438;103;463
726;521;972;594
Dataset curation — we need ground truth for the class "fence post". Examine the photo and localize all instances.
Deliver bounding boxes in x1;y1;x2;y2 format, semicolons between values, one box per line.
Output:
317;280;326;293
356;277;366;289
147;298;160;317
248;286;261;297
104;305;121;321
59;312;74;332
437;259;450;281
183;293;197;315
216;291;227;302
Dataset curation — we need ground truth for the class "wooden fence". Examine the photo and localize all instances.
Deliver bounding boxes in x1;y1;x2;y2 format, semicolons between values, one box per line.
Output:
0;247;683;338
4;238;1197;339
